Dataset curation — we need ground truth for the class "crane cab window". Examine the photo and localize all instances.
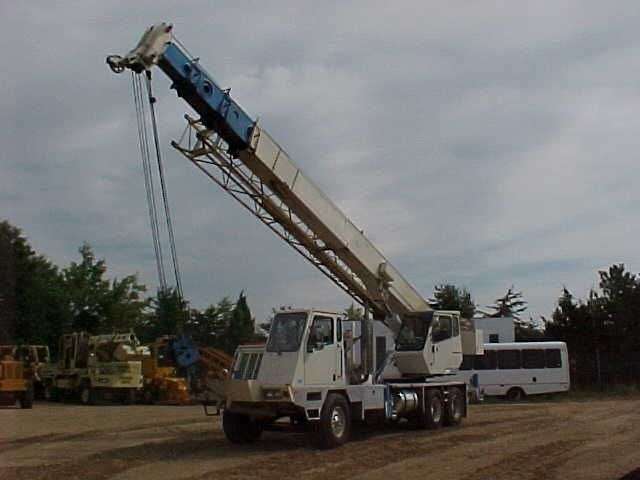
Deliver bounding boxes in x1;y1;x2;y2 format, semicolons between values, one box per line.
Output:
307;316;334;352
267;312;307;353
432;315;453;343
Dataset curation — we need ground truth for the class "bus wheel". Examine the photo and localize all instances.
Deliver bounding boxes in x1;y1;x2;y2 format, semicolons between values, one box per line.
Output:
444;387;464;426
122;388;137;405
506;387;525;401
143;388;155;405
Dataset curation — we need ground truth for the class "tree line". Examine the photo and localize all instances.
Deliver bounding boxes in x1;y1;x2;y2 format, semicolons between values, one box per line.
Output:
4;219;639;386
0;220;259;356
425;270;640;387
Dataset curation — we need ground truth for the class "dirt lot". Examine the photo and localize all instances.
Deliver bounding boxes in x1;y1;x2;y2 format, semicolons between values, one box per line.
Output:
1;398;639;480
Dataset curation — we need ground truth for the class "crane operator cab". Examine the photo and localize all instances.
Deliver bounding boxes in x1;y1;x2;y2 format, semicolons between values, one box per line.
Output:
392;311;464;378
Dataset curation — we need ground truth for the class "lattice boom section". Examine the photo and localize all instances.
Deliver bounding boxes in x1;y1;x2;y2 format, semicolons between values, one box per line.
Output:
171;116;375;311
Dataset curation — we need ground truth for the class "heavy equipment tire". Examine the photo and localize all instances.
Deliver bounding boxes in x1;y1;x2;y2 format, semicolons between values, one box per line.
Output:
313;393;351;449
19;385;35;409
79;383;95;405
122;388;137;405
43;383;59;402
143;388;155;405
444;387;464;426
419;389;444;430
222;410;263;444
506;387;525;402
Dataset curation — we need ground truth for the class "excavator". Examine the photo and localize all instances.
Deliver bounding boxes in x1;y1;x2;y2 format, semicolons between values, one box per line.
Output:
108;23;483;448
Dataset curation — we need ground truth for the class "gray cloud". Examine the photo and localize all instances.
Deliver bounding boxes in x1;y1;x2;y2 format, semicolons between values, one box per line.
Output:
3;1;640;323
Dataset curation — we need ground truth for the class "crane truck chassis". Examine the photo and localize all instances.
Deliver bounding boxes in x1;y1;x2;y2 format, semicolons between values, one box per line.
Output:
108;23;483;448
224;309;470;447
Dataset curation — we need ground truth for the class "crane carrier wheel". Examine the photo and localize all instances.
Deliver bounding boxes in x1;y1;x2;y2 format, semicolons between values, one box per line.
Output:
312;393;352;449
222;410;263;444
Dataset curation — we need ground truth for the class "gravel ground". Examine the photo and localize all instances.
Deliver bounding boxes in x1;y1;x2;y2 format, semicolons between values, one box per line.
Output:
2;397;639;479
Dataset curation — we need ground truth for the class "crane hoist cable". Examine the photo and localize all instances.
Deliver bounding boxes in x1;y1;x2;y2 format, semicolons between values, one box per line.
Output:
130;71;183;298
132;72;167;291
144;71;183;299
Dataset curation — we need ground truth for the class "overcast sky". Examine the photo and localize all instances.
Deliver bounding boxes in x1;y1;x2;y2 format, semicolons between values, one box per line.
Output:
3;1;640;324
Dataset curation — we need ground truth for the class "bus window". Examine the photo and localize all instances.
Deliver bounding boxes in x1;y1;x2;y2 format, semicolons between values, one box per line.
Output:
498;350;521;369
522;349;545;369
545;349;562;368
474;350;497;370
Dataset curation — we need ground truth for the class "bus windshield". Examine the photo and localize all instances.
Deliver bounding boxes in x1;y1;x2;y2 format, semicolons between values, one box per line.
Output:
266;312;308;352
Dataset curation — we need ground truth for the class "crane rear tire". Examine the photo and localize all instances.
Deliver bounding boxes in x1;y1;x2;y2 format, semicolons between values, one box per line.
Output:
415;389;444;430
444;387;464;426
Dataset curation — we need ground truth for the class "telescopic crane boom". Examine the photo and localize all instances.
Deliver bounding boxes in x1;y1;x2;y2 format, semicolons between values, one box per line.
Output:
107;23;431;333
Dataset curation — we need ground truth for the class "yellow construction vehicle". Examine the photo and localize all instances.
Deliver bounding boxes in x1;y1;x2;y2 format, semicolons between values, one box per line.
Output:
0;350;34;409
190;346;234;409
1;344;51;398
40;332;143;404
139;336;190;405
154;336;234;409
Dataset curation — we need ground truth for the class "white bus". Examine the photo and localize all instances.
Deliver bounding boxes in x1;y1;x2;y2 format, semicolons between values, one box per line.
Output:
458;342;570;401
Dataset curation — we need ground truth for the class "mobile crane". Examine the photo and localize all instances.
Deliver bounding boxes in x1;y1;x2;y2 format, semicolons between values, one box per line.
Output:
108;23;483;448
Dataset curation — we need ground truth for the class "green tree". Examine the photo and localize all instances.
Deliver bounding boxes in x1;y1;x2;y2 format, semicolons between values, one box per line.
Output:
62;243;109;332
488;286;527;319
1;220;71;352
222;291;256;354
431;284;475;318
514;316;546;341
545;287;596;385
62;243;147;334
102;275;148;333
139;287;187;342
187;302;228;347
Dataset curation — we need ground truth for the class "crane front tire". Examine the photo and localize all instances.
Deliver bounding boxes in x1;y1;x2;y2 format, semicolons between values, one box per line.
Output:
313;393;351;449
222;410;263;444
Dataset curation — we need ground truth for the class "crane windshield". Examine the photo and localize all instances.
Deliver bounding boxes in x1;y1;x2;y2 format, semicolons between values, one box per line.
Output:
395;312;434;351
266;312;308;353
